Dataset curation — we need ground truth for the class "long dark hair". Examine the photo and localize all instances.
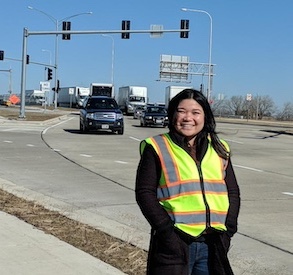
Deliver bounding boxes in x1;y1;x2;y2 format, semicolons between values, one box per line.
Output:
167;89;229;159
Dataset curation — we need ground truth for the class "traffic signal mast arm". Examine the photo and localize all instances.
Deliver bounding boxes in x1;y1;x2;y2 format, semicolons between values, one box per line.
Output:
24;27;190;37
19;23;190;118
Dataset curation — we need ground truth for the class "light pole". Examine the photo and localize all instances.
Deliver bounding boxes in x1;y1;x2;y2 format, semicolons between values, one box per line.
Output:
101;34;115;85
181;7;213;102
27;6;92;109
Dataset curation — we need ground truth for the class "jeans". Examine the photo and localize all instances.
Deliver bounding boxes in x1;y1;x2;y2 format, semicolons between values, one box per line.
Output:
189;241;209;275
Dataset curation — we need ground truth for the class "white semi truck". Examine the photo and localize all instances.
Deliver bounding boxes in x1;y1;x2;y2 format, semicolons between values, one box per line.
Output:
58;86;90;108
117;86;148;115
25;90;46;105
165;85;193;109
89;83;115;98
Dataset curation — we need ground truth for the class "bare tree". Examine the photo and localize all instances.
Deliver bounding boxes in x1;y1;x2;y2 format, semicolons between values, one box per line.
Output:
227;96;246;116
276;102;293;121
251;95;276;119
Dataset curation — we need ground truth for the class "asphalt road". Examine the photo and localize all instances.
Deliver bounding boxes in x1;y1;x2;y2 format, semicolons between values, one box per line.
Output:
0;114;292;274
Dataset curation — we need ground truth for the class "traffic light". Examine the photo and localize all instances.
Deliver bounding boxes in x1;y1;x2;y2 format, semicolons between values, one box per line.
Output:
121;20;130;39
200;84;204;93
180;19;189;38
47;68;53;80
52;80;60;92
57;79;60;92
0;50;4;61
26;55;30;64
62;21;71;40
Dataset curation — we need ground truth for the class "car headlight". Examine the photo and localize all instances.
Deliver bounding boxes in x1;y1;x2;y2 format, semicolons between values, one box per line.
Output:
146;116;152;119
116;113;123;120
86;113;94;119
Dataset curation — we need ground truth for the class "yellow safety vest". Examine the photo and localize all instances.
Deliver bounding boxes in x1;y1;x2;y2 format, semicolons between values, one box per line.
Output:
140;133;230;238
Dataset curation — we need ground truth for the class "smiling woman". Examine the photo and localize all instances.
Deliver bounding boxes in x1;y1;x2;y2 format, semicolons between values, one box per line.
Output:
136;88;240;275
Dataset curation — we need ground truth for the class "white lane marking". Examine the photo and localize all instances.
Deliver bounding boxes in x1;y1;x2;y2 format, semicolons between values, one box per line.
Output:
234;164;263;172
53;149;61;152
3;140;13;143
2;127;44;132
2;128;18;132
43;117;74;134
129;136;141;142
115;160;128;164
26;144;35;147
225;139;244;144
80;154;92;158
282;192;293;196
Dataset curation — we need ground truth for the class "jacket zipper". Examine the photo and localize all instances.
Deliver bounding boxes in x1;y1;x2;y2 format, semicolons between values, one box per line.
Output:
196;162;211;228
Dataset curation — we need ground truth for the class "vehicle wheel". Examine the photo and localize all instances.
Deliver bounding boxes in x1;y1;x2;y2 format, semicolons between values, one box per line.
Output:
80;122;88;133
80;122;84;133
117;127;124;135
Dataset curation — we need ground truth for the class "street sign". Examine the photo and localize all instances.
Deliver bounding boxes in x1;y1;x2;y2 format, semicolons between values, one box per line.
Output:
246;93;252;101
150;25;163;38
40;81;50;93
69;88;74;95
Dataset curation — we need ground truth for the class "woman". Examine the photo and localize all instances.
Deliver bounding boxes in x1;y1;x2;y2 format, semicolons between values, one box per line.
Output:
135;89;240;275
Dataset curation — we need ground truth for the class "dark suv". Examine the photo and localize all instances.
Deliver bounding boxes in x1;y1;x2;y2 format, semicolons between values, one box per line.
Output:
80;96;124;134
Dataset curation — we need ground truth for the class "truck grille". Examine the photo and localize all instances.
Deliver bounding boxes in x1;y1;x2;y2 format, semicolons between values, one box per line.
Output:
93;112;116;120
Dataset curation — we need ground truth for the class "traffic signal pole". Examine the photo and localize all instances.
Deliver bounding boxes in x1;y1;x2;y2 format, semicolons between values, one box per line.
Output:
19;25;189;118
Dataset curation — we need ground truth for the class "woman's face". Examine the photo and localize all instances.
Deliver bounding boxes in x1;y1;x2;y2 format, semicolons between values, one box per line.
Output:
174;98;205;138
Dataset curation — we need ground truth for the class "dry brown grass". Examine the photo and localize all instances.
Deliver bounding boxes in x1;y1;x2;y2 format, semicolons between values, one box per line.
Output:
0;189;147;274
0;106;73;121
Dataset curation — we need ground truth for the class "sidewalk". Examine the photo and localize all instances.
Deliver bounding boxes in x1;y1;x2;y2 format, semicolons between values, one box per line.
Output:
0;211;126;275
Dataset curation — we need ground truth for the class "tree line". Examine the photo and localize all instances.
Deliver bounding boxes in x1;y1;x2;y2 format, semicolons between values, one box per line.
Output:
211;95;293;121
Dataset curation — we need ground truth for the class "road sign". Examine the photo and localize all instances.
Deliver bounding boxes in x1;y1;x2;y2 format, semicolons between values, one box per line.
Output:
40;81;50;93
150;25;163;38
246;93;252;101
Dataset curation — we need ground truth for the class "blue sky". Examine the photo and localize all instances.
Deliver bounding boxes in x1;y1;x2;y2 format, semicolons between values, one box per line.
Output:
0;0;292;108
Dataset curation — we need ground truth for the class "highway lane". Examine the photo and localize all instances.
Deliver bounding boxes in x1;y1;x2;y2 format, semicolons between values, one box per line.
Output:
0;114;292;274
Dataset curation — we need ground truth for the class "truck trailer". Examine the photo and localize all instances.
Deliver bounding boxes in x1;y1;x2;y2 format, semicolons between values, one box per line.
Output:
58;86;90;108
89;83;114;98
165;85;193;109
117;86;148;115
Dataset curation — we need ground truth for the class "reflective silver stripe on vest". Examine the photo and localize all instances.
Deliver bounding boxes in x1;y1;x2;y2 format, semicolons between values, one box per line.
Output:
168;209;227;225
152;135;178;183
167;212;206;224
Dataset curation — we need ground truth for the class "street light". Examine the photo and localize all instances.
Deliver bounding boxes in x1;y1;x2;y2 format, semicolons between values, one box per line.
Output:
101;34;115;85
27;6;92;108
181;7;213;102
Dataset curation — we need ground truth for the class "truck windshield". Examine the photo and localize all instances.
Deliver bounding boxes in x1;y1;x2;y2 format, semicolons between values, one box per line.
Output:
87;98;118;109
92;86;112;96
129;96;145;102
